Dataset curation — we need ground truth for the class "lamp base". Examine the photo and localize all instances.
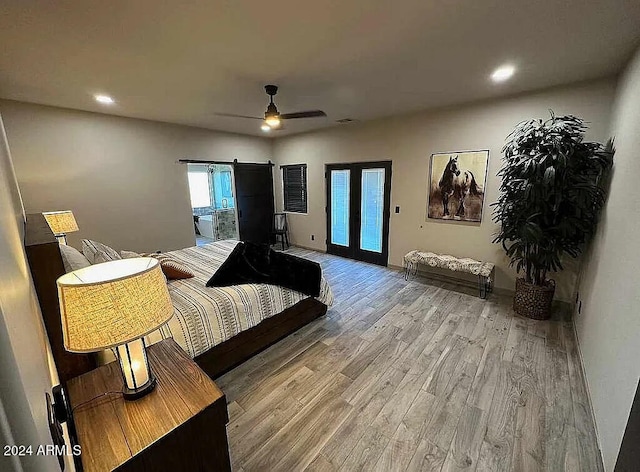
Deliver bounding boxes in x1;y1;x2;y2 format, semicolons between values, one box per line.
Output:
122;375;157;401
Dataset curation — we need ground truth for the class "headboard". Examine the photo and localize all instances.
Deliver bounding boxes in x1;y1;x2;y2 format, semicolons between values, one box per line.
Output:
24;213;96;384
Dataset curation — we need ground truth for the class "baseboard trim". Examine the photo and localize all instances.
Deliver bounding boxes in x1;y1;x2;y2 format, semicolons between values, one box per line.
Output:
290;244;326;253
571;321;605;469
389;263;574;313
388;263;513;297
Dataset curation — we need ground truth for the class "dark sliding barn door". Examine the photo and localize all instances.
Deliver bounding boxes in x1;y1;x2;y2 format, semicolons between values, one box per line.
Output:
326;161;392;266
234;163;275;244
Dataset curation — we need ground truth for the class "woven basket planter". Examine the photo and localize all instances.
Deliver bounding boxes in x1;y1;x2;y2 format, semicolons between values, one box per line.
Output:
513;277;555;320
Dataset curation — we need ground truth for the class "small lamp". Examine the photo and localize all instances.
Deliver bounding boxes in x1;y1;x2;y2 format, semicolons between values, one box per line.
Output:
43;210;79;245
57;258;173;400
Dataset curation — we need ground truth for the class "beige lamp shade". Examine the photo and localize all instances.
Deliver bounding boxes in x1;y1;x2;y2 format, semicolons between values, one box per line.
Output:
43;210;79;235
57;258;173;352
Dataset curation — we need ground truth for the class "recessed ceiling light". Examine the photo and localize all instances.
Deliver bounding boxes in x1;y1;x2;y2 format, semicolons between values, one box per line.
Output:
94;94;115;104
261;124;271;132
491;65;516;83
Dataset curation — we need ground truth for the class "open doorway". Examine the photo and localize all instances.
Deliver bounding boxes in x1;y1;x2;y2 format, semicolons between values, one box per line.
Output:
187;163;239;245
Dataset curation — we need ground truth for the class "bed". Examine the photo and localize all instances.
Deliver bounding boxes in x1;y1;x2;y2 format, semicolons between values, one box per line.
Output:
24;213;332;384
149;240;333;372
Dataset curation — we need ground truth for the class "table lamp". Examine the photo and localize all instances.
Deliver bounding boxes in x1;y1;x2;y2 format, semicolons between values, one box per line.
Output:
57;258;173;400
43;210;79;245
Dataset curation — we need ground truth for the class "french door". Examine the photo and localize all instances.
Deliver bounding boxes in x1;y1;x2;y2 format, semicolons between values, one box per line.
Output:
326;161;392;266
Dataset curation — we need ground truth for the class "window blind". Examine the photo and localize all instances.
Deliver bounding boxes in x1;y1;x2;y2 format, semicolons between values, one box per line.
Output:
282;164;307;213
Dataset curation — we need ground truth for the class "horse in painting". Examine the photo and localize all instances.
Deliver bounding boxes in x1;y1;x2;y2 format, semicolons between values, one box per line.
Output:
438;156;482;218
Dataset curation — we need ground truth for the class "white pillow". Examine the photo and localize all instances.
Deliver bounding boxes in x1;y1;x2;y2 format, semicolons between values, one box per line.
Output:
94;251;115;264
59;244;91;273
82;239;121;264
120;250;140;259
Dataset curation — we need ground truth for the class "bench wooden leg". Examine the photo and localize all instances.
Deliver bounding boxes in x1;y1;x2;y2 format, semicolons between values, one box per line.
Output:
404;264;412;280
478;275;489;299
489;268;495;293
404;262;417;281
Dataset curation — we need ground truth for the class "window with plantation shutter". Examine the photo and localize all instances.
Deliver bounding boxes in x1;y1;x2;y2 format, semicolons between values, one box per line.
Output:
282;164;307;213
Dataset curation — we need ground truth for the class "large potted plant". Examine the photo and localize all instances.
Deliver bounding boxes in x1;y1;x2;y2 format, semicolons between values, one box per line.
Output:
493;112;613;319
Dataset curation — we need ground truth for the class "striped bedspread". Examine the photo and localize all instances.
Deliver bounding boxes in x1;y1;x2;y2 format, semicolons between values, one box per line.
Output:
146;240;333;358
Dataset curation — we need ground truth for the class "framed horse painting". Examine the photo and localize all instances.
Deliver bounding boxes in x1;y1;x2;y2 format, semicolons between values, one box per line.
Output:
427;150;489;222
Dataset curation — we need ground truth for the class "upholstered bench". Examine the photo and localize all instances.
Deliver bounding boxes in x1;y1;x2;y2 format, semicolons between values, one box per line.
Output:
403;250;495;298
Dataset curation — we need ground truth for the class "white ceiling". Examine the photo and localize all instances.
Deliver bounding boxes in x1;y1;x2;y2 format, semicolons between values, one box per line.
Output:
1;1;639;137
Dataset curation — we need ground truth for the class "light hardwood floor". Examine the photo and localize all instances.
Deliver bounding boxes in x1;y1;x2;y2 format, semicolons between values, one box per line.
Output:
216;248;602;472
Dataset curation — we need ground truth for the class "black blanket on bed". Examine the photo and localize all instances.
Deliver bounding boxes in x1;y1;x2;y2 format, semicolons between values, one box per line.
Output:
206;242;322;298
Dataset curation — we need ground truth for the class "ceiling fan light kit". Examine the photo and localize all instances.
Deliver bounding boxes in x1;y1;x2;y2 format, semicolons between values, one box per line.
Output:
264;85;282;129
218;84;327;132
264;113;281;128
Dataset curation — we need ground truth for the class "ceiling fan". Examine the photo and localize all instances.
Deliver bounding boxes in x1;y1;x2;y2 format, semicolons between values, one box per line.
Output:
215;85;326;131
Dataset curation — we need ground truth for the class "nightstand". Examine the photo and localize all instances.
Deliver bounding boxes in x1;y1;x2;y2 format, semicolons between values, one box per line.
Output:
67;339;231;472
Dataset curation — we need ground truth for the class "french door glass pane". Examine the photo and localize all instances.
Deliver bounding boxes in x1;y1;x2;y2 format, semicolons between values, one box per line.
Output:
330;170;350;246
360;168;384;253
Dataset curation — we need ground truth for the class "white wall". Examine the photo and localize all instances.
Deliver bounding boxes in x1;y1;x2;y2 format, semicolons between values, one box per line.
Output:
574;47;640;471
0;113;59;471
0;100;271;253
273;80;615;301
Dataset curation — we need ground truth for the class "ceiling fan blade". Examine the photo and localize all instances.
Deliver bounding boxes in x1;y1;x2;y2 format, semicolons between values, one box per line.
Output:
280;110;327;120
213;112;263;120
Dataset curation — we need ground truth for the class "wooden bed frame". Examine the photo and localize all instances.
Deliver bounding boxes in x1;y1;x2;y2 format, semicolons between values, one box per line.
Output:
24;213;327;385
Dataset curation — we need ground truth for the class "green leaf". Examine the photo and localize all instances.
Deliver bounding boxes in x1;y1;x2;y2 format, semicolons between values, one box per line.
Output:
544;167;555;185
